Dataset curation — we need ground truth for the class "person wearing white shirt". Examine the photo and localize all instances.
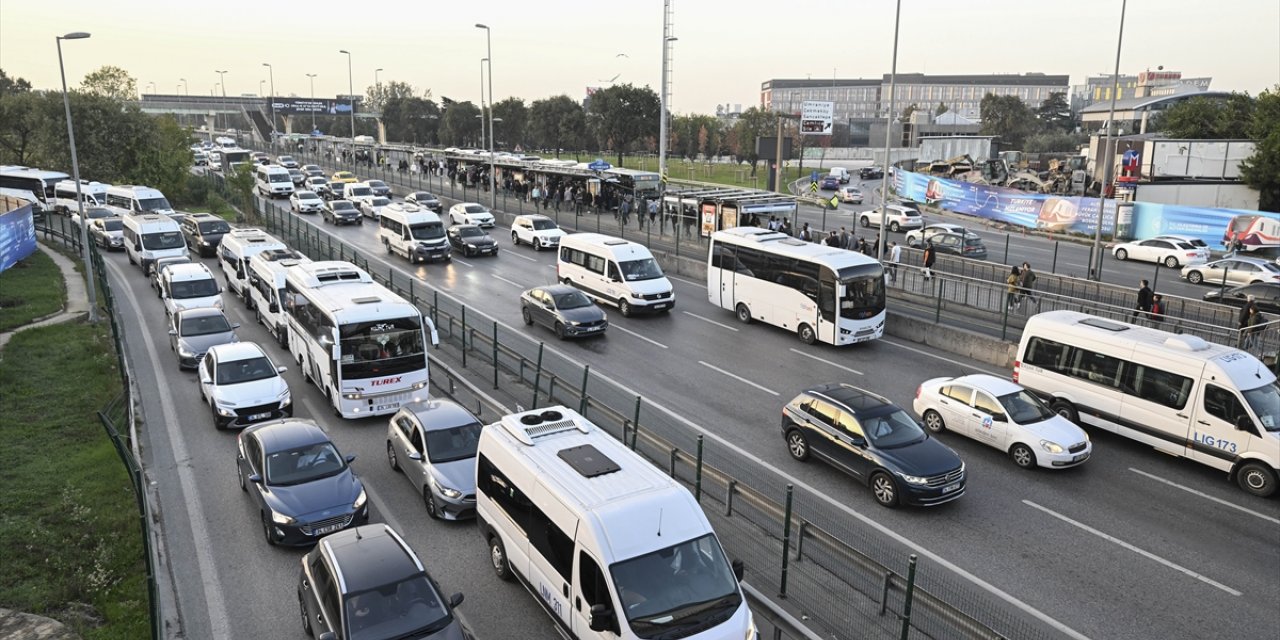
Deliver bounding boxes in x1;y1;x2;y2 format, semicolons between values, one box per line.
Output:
888;241;901;284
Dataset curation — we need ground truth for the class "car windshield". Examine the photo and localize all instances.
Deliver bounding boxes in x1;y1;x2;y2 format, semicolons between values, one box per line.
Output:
215;356;277;385
199;220;230;234
179;314;232;336
139;197;172;212
170;278;219;299
332;201;356;212
295;191;318;200
101;219;123;232
410;222;444;241
344;575;451;640
370;197;390;207
279;156;294;163
862;409;926;448
86;208;112;220
553;290;593;310
531;219;558;230
1243;382;1280;432
1261;263;1280;274
348;187;372;197
142;231;185;250
998;389;1055;423
309;178;328;186
464;205;487;214
368;181;386;188
610;534;742;636
457;227;485;238
264;441;346;486
413;193;437;202
619;258;664;281
424;421;483;463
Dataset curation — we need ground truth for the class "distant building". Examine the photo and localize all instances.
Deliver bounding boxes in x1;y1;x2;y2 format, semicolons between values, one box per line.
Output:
1079;88;1231;135
1072;70;1211;113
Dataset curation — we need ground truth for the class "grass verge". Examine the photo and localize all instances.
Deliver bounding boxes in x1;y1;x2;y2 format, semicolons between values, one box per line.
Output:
0;320;149;639
0;248;65;331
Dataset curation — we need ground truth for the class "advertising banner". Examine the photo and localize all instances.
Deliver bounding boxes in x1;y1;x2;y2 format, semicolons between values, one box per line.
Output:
269;97;355;116
700;203;717;238
0;203;37;274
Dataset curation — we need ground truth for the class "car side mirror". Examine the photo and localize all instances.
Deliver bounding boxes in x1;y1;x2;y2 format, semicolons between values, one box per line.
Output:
991;413;1007;423
269;303;279;313
231;323;241;329
276;366;287;374
248;473;263;484
317;633;337;640
732;558;745;582
1235;415;1254;432
407;451;423;461
850;435;867;447
449;593;464;608
588;604;614;632
345;454;356;464
168;329;177;336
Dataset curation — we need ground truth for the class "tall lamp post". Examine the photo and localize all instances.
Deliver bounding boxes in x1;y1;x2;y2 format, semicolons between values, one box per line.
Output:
1090;0;1128;280
375;68;383;92
180;77;188;95
215;70;227;97
476;23;496;208
339;50;356;139
146;81;155;94
306;73;318;132
659;0;676;204
263;62;275;146
57;31;98;323
875;0;902;261
479;59;488;150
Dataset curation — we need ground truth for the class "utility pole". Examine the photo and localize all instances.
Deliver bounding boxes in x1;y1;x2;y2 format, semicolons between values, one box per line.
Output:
875;0;902;262
659;0;675;208
1090;0;1128;280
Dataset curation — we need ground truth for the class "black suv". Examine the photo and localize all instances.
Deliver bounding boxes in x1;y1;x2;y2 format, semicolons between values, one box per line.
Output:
297;524;470;640
180;213;232;258
781;384;965;508
859;167;884;180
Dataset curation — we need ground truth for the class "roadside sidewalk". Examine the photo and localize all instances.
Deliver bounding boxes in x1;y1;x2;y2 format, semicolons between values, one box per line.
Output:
0;242;90;353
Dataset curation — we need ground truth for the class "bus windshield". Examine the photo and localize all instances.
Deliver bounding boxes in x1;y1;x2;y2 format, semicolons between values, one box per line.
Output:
139;197;172;212
1243;382;1280;432
338;317;426;379
837;263;885;320
619;258;664;281
410;222;444;241
142;231;185;250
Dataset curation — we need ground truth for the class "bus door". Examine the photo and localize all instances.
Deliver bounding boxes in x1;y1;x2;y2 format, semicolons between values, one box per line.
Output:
818;269;838;344
710;242;734;309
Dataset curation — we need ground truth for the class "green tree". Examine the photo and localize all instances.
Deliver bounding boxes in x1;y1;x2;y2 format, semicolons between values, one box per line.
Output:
1036;92;1073;133
0;91;49;165
979;93;1039;149
1151;93;1253;138
130;115;192;205
366;80;416;112
935;102;949;116
80;65;137;101
1239;86;1280;211
440;100;481;147
1024;131;1089;153
382;96;441;145
527;95;585;156
729;107;778;175
491;97;528;150
585;83;659;165
0;68;32;97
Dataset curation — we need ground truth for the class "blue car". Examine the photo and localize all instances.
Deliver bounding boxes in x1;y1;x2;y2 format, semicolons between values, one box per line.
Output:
820;176;840;190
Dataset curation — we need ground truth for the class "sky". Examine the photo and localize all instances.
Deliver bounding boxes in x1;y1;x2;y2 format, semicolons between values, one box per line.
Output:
2;0;1277;115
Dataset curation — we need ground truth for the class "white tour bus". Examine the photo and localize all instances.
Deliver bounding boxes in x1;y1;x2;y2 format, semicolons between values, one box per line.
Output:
283;261;439;418
557;233;674;316
0;167;70;209
218;228;287;305
247;248;312;347
105;185;176;216
378;203;451;263
51;180;109;214
707;226;886;345
476;406;757;640
1015;310;1280;496
255;164;294;198
122;213;187;274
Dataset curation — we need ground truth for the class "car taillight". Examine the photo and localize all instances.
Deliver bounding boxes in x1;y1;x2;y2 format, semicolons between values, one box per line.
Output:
914;385;922;399
1012;360;1020;382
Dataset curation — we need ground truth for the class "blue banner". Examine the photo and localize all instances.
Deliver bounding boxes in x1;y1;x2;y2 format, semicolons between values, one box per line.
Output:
893;170;1280;251
0;204;37;273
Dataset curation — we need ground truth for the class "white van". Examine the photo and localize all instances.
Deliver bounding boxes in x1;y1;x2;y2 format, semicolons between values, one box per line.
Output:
476;406;757;640
218;228;288;304
255;164;294;198
159;262;224;316
1015;310;1280;496
828;167;850;184
557;233;674;316
378;203;451;263
122;214;187;274
106;185;176;216
52;180;108;214
248;248;312;346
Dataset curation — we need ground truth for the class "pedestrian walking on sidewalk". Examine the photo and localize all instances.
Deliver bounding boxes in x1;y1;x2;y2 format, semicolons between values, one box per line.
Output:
888;241;901;284
1006;266;1022;311
922;241;936;281
1132;279;1153;321
1018;262;1038;308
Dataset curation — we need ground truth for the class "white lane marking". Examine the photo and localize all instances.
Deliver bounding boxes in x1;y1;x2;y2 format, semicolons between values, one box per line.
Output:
880;338;1004;374
682;311;739;332
788;348;863;375
452;257;474;267
104;259;233;638
491;275;523;288
610;324;669;349
668;275;705;288
698;360;778;396
1023;500;1242;597
507;251;538;262
1128;468;1280;525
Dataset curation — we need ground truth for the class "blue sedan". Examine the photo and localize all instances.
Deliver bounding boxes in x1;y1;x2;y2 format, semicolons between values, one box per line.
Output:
820;176;840;190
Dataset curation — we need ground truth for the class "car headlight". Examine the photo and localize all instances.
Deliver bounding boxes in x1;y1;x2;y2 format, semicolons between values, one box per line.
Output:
343;392;361;400
177;347;195;357
466;243;477;249
745;610;758;640
271;510;295;525
213;300;224;310
352;488;368;510
1040;440;1065;454
216;406;236;418
433;479;462;499
896;472;930;485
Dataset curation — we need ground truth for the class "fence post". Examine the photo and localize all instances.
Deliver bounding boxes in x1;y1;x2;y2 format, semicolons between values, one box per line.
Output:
547;376;557;406
578;365;590;415
934;279;944;323
779;484;794;598
899;554;919;640
532;343;544;409
461;306;467;367
668;447;679;477
631;395;641;450
694;435;704;502
432;291;440;345
1003;234;1010;264
492;321;499;390
1051;241;1060;273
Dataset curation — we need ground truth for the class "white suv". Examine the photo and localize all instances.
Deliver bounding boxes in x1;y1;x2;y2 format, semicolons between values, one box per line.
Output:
859;204;923;232
197;342;292;430
510;214;566;250
448;202;495;228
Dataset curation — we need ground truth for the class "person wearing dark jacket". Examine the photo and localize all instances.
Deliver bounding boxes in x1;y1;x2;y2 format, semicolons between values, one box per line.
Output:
1132;279;1153;320
922;241;937;281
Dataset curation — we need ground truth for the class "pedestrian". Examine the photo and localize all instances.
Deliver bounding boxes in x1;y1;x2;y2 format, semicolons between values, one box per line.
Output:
648;199;659;226
922;241;937;281
1238;295;1258;331
1149;294;1166;327
1132;279;1153;321
825;230;840;247
856;236;868;255
1240;304;1265;351
888;241;901;284
840;227;851;250
799;222;812;242
1006;266;1022;311
780;219;792;237
1018;262;1038;307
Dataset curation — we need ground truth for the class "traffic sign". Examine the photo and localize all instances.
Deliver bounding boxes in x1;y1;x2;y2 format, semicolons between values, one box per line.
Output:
828;195;840;209
809;181;819;193
810;170;819;183
588;159;612;172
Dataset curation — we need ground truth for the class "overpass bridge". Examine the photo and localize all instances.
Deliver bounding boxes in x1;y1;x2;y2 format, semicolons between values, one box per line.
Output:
138;94;385;143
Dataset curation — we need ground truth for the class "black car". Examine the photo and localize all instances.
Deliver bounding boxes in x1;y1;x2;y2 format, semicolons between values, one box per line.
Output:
1203;282;1280;314
446;224;498;257
297;524;469;640
406;191;443;213
929;231;988;260
324;200;362;226
520;284;608;339
180;213;232;257
366;179;392;198
236;419;369;546
781;383;965;508
859;167;884;180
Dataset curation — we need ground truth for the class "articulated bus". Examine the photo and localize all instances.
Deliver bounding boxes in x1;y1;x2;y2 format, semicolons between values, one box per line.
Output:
283;261;439;418
707;227;886;345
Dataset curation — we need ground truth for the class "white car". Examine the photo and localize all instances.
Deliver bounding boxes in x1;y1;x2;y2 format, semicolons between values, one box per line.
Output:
836;186;863;204
510;214;566;250
289;190;325;214
360;196;392;220
913;374;1091;470
207;151;222;171
448;202;495;228
197;342;292;430
859;204;923;233
275;155;299;169
304;176;332;198
1181;257;1280;286
344;183;376;208
905;222;967;248
1112;238;1210;268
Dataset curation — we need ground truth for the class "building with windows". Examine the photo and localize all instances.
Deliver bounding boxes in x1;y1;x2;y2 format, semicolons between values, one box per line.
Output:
1072;70;1212;113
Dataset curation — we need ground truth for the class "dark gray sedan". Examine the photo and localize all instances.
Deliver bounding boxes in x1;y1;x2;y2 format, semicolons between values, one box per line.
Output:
446;224;498;257
323;199;362;226
386;400;483;520
169;307;239;369
520;284;608;339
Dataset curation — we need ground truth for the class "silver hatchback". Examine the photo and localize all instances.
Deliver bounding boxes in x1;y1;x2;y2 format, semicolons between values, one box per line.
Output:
386;400;483;520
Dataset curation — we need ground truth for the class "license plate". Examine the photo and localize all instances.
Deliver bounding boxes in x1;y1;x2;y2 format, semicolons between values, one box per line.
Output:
941;483;961;494
653;303;670;310
375;403;399;412
248;412;271;421
313;524;342;536
1072;453;1088;462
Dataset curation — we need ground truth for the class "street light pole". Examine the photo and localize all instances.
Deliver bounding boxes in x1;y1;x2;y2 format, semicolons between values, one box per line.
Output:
180;77;188;95
476;24;496;209
57;31;98;323
339;50;355;139
306;73;318;132
263;62;275;147
479;58;488;150
1090;0;1128;280
659;0;676;207
146;81;155;94
215;70;227;98
876;0;902;262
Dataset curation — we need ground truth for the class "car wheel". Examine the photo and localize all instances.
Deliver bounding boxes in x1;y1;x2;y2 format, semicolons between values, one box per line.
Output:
922;409;945;434
1163;255;1180;268
554;322;566;339
1237;461;1278;498
860;216;870;228
1010;443;1037;469
522;306;534;325
489;536;513;581
1186;270;1204;285
797;324;816;345
870;472;900;508
785;429;810;461
1115;248;1128;261
533;238;542;251
261;512;276;546
1051;399;1079;424
618;299;633;317
890;221;900;232
238;467;247;492
387;441;400;472
511;232;520;245
908;236;919;248
736;303;752;324
213;408;226;431
424;486;440;520
298;588;313;636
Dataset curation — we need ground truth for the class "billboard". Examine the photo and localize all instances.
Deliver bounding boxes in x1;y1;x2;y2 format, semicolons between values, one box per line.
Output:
269;97;357;116
0;202;37;274
800;101;833;136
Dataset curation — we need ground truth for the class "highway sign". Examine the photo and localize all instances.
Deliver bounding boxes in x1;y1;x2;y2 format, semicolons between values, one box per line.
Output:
800;101;834;136
588;159;612;171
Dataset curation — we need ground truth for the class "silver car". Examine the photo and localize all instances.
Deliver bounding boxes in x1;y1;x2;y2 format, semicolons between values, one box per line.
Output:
1182;257;1280;286
520;284;608;339
169;307;239;369
386;400;483;520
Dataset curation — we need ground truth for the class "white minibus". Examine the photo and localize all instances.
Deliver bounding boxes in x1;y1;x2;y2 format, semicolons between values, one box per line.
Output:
378;203;451;263
122;214;187;274
218;228;288;305
255;164;294;198
106;185;176;216
557;233;674;316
